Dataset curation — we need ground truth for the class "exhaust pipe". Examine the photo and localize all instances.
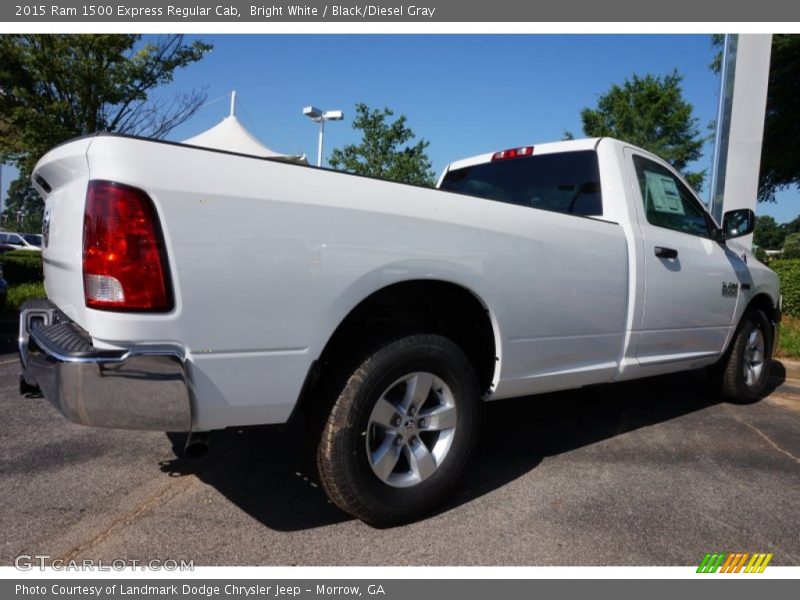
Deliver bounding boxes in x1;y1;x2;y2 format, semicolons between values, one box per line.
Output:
184;430;210;459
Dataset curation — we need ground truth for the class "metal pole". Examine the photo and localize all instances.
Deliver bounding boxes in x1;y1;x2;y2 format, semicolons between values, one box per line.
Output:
709;35;738;222
317;118;325;167
710;34;772;248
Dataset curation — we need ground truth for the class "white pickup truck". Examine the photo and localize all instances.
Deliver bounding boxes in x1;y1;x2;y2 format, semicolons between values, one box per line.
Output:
19;134;779;525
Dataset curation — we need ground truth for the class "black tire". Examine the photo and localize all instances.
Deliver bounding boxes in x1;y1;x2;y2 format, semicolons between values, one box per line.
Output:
711;309;773;403
316;334;480;527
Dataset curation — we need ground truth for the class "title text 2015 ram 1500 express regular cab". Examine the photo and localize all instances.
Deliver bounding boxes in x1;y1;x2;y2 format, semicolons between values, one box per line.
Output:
19;134;780;525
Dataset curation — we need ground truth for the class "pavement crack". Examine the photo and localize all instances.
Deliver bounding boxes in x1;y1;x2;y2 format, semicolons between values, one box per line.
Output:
729;411;800;465
57;475;197;561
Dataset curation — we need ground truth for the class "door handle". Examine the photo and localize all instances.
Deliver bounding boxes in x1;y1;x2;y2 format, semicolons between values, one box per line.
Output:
654;246;678;259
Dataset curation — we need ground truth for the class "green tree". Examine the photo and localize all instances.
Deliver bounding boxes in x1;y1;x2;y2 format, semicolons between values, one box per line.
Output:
759;35;800;202
1;177;43;231
783;232;800;259
783;215;800;236
710;35;800;201
329;103;436;186
572;71;706;191
709;34;724;73
753;215;785;250
0;34;211;226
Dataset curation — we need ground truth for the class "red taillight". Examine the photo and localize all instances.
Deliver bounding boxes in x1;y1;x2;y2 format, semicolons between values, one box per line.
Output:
83;180;172;312
491;146;535;161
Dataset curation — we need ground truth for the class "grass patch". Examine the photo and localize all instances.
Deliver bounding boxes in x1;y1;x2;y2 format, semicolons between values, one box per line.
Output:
777;315;800;359
3;281;46;314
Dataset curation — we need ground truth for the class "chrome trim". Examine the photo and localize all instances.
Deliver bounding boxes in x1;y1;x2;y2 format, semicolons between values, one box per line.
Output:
19;303;192;431
29;326;184;364
18;301;60;371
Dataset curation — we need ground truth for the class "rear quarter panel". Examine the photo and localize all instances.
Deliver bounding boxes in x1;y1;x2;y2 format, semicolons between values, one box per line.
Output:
79;136;628;429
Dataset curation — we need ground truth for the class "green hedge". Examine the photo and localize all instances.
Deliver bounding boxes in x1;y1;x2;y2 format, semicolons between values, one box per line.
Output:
0;250;43;285
770;259;800;318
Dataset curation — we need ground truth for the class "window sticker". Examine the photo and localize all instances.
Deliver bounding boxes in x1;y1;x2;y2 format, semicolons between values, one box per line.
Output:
644;170;685;215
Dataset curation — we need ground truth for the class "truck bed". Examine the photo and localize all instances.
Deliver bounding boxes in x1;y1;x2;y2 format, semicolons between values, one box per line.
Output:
33;134;628;429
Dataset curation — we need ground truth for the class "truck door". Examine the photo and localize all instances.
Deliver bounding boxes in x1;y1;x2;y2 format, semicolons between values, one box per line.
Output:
625;149;745;365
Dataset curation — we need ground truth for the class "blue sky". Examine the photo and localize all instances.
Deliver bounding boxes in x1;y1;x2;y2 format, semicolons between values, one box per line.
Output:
2;34;796;222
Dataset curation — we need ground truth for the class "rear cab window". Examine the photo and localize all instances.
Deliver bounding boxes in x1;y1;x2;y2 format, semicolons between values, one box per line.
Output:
439;150;603;217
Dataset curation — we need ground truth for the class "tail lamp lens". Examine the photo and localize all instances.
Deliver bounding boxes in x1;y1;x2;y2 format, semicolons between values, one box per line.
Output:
491;146;535;161
83;181;172;311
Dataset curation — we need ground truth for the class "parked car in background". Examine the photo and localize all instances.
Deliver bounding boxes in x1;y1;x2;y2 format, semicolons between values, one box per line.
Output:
0;232;42;251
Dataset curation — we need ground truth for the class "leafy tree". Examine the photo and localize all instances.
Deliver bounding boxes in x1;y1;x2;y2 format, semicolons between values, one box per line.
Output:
0;34;211;226
709;34;724;74
753;215;785;250
783;232;800;259
711;34;800;201
1;176;42;231
329;103;436;186
759;35;800;202
571;71;706;191
783;215;800;236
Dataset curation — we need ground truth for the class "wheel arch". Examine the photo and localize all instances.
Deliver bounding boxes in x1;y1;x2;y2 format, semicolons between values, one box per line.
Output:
296;279;499;418
745;292;780;325
711;292;776;403
720;292;779;360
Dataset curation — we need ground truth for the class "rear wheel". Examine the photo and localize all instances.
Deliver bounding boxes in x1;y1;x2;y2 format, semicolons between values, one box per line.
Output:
316;334;480;526
711;309;773;403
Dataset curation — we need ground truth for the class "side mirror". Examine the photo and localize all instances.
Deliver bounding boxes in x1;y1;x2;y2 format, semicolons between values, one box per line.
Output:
721;208;755;240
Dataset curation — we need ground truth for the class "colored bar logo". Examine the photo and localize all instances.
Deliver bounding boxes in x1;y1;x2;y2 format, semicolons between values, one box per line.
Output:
697;552;773;573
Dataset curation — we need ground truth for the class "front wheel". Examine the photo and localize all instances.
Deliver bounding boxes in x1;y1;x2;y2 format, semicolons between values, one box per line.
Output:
711;309;773;403
316;334;480;526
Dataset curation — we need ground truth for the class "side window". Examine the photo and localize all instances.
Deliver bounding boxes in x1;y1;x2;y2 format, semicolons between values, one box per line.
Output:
632;155;710;237
0;234;6;243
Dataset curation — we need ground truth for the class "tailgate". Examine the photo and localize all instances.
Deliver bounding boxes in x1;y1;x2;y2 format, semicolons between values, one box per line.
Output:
31;136;94;328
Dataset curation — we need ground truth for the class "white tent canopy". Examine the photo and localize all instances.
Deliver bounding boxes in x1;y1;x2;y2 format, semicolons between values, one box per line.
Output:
182;92;307;164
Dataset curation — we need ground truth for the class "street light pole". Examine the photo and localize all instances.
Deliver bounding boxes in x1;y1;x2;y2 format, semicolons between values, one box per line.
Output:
303;106;344;167
317;117;325;168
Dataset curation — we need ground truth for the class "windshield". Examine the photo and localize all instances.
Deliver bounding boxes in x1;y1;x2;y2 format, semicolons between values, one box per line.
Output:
440;150;603;217
22;234;42;246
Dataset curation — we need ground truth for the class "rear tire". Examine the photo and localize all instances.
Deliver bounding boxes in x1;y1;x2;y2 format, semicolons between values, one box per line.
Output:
711;309;773;403
316;334;480;527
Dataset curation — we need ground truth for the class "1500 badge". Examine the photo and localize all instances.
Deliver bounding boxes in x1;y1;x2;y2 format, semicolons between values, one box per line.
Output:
722;282;739;297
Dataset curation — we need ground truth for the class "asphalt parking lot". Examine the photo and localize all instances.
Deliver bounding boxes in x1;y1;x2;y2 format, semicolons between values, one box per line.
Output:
1;332;798;567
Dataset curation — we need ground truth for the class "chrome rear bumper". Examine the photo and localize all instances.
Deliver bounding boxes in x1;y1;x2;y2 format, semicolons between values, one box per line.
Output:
19;300;192;431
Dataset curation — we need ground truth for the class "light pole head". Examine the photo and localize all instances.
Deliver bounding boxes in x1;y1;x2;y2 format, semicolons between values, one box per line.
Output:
303;106;322;120
303;105;345;167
